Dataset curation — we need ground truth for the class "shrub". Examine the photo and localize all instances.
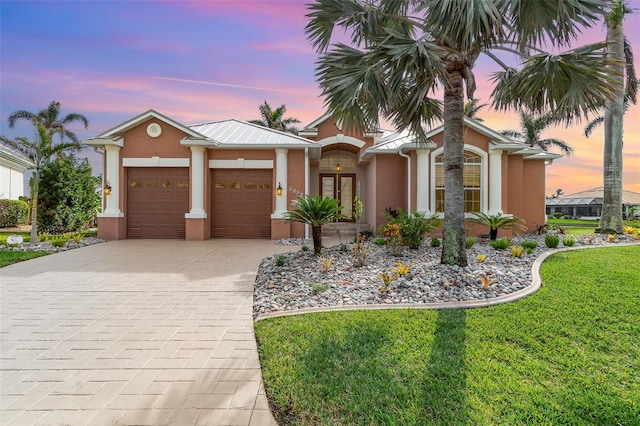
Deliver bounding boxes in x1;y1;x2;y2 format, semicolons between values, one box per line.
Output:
393;261;410;276
430;237;441;248
466;236;476;249
490;237;511;250
522;240;538;250
0;199;29;228
37;155;101;233
275;255;286;267
352;234;369;267
319;256;332;273
562;236;576;247
510;245;524;258
301;245;310;252
545;234;560;248
373;237;387;245
383;208;441;249
553;212;563;219
70;233;84;243
309;282;329;295
50;235;68;247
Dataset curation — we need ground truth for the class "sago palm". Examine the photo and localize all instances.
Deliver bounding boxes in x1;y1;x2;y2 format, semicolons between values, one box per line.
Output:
470;212;526;241
306;0;615;266
282;195;344;255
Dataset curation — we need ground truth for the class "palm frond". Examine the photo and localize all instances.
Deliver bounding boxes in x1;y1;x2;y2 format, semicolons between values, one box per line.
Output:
502;0;605;49
491;42;617;123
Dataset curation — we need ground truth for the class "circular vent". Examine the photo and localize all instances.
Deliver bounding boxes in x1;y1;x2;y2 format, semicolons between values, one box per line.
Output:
147;123;162;138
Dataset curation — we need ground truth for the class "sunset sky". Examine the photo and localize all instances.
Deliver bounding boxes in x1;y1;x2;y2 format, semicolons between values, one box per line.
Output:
1;0;639;196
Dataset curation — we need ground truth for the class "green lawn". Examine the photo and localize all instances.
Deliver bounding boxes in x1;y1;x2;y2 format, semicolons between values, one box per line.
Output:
0;250;49;267
255;246;640;425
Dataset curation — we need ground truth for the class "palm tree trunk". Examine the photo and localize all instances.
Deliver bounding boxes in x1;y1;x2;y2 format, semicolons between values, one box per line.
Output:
441;70;468;266
312;225;322;255
597;3;625;234
30;169;39;243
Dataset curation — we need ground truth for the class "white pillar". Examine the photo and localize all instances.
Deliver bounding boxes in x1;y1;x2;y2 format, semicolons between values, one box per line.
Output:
416;148;430;214
103;144;123;216
488;150;503;214
186;146;206;218
273;148;288;216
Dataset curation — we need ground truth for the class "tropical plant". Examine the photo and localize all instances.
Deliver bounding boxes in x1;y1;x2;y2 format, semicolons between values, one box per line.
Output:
595;0;637;234
470;212;526;241
248;101;301;135
282;194;344;255
351;234;369;267
563;236;576;247
463;98;488;122
522;240;539;250
383;208;441;249
501;110;574;156
466;236;476;249
1;120;82;242
510;245;525;258
8;101;89;144
545;234;560;248
305;0;614;266
37;154;101;233
490;238;511;250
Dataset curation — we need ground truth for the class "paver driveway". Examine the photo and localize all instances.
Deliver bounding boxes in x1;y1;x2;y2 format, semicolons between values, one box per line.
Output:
1;239;291;425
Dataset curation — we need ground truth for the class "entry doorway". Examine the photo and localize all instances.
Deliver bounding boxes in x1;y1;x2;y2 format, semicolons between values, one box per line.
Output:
320;173;355;221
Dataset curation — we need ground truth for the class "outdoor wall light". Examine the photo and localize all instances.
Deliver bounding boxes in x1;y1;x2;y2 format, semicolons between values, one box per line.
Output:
276;182;283;196
104;181;112;196
335;163;342;173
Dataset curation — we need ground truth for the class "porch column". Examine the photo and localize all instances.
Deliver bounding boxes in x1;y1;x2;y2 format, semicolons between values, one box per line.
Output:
488;149;503;214
186;146;206;218
416;148;430;214
103;144;123;216
273;148;288;217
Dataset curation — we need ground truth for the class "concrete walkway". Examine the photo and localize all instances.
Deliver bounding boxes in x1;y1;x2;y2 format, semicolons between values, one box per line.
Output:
1;239;292;426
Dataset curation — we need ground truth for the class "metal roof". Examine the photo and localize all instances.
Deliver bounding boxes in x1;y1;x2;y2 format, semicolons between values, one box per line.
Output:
546;187;640;206
190;119;319;148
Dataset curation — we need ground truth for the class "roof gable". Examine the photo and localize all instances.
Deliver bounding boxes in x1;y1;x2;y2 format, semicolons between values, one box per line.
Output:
95;109;207;140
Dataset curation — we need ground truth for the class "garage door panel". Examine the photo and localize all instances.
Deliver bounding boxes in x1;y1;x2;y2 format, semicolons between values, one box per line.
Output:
127;168;189;239
212;169;272;239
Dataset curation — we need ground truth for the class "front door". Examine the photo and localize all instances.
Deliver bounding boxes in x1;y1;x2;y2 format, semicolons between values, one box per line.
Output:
320;173;355;221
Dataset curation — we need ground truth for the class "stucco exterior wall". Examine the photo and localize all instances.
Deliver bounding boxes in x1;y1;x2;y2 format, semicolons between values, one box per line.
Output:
375;154;406;231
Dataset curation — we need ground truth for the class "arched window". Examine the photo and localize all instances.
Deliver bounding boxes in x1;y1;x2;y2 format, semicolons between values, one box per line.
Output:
434;150;482;213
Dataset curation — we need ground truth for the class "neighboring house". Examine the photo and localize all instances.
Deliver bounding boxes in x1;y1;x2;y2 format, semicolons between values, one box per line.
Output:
85;110;559;240
546;187;640;219
0;144;33;200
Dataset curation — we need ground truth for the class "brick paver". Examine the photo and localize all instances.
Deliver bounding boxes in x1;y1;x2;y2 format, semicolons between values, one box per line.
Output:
1;240;289;425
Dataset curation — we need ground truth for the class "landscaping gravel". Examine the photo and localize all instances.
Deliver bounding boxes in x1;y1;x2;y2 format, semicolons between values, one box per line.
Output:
1;237;106;253
255;233;636;318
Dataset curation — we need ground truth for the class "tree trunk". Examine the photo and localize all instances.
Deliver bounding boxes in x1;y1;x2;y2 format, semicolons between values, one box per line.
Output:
30;170;39;243
441;70;468;266
489;228;498;241
312;225;322;255
597;4;625;234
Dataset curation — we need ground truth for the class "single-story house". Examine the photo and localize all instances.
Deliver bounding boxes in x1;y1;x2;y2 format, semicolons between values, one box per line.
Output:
546;187;640;219
0;144;33;200
85;110;560;240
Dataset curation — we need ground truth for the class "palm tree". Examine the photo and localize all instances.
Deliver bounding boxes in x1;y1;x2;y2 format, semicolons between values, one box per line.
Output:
305;0;614;266
596;0;637;234
470;212;526;241
502;111;574;156
249;101;301;135
464;99;488;122
1;120;82;242
282;195;344;255
8;101;89;145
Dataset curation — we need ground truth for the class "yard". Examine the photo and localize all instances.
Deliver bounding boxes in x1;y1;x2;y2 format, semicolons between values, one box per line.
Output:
255;245;640;425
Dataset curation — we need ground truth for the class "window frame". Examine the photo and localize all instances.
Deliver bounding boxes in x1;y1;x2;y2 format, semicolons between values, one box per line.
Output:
430;145;488;217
